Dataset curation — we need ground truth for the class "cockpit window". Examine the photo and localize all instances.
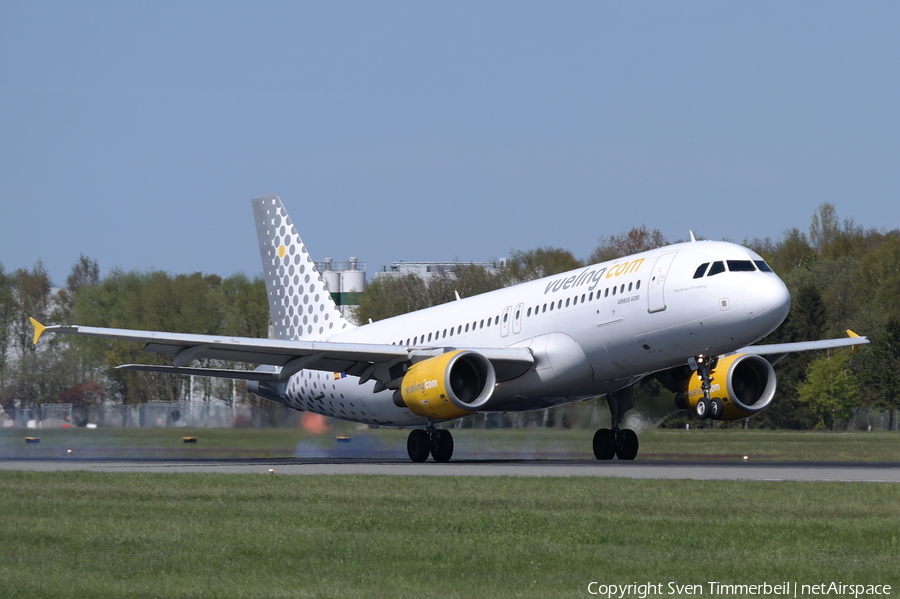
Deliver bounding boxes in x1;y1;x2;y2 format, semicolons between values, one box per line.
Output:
754;260;773;272
707;261;726;276
693;263;709;279
727;260;756;272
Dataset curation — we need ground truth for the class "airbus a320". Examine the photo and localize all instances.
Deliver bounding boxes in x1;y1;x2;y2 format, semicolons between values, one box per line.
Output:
32;194;867;462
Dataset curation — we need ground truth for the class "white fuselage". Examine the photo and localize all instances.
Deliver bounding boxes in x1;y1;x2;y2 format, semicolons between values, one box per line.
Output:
275;240;790;427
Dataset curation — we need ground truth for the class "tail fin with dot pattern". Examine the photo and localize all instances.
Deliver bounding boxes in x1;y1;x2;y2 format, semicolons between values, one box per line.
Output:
251;194;354;340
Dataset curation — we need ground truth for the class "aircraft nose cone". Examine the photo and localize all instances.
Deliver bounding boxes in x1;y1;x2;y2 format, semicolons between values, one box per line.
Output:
745;275;791;329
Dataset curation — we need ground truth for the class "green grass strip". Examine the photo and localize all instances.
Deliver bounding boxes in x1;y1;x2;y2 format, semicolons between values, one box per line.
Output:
1;472;898;598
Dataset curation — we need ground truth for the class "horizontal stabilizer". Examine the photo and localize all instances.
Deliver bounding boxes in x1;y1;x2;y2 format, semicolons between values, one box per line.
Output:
117;364;281;381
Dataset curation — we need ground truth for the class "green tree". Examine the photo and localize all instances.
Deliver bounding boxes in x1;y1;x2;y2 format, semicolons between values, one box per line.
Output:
769;228;815;275
505;247;582;283
809;203;840;257
220;273;269;338
352;273;430;323
0;263;16;389
53;255;100;324
856;232;900;320
4;262;80;406
856;317;900;430
797;350;858;430
427;264;507;303
589;225;668;264
754;284;827;429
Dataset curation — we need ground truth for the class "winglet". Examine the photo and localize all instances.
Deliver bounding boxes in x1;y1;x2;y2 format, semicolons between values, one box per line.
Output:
29;318;47;346
846;330;861;354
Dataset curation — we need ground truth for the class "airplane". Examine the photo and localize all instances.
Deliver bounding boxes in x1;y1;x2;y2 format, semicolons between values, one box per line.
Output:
31;194;868;462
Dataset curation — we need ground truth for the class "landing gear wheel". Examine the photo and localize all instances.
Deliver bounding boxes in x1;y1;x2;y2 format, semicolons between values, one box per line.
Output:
616;429;639;460
696;398;710;419
709;398;724;420
431;429;454;463
407;429;430;462
593;428;616;460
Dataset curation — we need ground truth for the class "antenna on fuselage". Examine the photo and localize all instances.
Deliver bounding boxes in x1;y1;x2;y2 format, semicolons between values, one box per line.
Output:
689;231;697;242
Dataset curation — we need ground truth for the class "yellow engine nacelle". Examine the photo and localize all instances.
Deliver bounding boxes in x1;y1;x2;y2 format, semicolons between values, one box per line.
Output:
684;353;777;420
394;350;497;420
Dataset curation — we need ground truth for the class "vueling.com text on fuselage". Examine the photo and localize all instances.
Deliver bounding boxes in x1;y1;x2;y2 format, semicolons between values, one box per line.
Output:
544;258;645;295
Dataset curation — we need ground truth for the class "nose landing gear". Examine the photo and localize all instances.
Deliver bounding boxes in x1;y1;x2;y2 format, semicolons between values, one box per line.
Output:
689;355;719;420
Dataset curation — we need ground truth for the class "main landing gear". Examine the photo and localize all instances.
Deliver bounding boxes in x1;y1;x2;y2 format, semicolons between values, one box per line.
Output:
689;355;722;420
593;387;639;460
407;423;454;463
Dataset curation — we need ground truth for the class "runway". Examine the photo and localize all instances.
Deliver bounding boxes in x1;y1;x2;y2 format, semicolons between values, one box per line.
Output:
2;458;899;482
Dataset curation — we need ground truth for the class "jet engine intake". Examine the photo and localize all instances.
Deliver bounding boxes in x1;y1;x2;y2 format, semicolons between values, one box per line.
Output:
393;350;497;419
683;353;777;420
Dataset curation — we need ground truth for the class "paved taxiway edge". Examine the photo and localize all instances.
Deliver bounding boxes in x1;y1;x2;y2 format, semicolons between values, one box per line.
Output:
2;460;899;482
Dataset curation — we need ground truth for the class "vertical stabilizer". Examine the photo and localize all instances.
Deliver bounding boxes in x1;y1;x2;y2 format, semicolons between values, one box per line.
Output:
251;194;353;340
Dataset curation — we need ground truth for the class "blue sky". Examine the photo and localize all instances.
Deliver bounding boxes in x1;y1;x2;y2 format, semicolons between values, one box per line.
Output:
1;2;898;286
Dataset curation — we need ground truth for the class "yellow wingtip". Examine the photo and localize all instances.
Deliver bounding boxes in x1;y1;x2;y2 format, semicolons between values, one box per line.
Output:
29;318;47;346
846;330;861;354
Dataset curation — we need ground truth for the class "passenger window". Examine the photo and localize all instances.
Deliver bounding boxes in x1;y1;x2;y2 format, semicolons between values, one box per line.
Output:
486;317;491;327
727;260;756;272
589;292;594;301
558;300;562;309
565;298;570;307
693;263;709;279
542;304;547;313
427;333;432;342
449;327;454;337
707;261;726;276
605;288;609;297
636;280;641;289
495;315;499;325
479;319;484;328
620;284;625;294
581;294;586;303
612;286;616;296
414;336;418;345
754;260;774;272
573;296;578;305
550;302;554;311
628;282;633;292
465;324;469;332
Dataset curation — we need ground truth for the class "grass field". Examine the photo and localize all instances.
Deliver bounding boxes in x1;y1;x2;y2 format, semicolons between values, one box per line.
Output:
2;425;899;462
0;472;898;598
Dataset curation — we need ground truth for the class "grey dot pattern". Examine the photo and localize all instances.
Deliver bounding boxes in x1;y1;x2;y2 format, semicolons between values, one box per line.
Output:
252;195;350;340
274;369;389;424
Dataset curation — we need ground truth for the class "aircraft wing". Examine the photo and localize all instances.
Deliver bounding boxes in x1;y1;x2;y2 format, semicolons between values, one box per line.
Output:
735;331;869;364
30;320;534;384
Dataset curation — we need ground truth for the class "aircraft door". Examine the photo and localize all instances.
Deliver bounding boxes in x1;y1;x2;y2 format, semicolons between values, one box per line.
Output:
647;251;678;314
501;305;513;337
512;303;524;335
